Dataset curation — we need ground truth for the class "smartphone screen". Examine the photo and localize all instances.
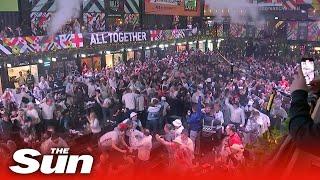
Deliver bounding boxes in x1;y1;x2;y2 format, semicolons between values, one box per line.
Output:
301;58;315;85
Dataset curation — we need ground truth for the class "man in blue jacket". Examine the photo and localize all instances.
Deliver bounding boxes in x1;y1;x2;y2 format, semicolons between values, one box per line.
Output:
187;96;203;155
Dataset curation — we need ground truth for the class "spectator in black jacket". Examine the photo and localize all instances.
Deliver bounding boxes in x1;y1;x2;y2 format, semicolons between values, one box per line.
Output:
289;66;320;156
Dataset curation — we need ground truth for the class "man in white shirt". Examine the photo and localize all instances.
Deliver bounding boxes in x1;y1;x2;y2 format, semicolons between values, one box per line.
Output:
225;97;246;128
122;89;137;111
174;129;194;155
38;76;50;93
26;102;40;125
126;128;144;151
99;123;129;154
40;98;56;130
87;80;97;98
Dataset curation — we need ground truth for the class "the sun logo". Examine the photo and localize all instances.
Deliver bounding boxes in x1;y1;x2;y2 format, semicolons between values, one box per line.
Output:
10;148;94;174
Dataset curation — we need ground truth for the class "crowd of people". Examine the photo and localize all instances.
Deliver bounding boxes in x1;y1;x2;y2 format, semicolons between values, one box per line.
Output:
0;26;23;38
0;46;317;176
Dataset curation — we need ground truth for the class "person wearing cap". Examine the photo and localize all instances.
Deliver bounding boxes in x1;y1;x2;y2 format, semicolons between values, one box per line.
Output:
155;129;194;171
172;119;184;138
99;123;130;155
124;112;143;130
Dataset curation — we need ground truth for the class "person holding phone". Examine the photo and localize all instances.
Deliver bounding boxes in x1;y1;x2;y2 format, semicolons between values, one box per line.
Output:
289;65;320;156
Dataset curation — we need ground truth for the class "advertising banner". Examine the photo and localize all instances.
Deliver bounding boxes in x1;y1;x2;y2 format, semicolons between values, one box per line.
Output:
0;28;200;56
145;0;200;16
86;32;147;45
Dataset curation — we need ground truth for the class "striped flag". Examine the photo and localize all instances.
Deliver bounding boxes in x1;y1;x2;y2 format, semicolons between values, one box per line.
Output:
124;0;140;13
307;22;320;41
150;30;163;41
281;0;297;9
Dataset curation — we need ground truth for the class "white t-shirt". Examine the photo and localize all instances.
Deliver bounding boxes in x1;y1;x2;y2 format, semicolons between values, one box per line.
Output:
174;136;194;153
122;119;143;130
26;109;40;124
40;103;55;120
87;84;97;97
122;93;137;110
214;111;224;125
99;130;121;148
126;129;144;150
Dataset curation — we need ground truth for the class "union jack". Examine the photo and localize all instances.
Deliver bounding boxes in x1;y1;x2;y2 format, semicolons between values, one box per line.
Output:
150;30;163;41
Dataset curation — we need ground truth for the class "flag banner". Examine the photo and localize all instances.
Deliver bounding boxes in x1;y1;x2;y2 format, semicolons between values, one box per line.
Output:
287;21;298;40
217;24;224;37
298;22;308;40
124;14;140;27
30;12;52;35
0;29;196;56
0;33;84;55
145;0;201;16
307;21;320;41
31;0;56;12
124;0;140;13
149;29;195;42
83;13;106;33
83;0;105;12
230;24;246;38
